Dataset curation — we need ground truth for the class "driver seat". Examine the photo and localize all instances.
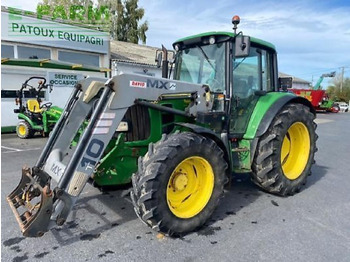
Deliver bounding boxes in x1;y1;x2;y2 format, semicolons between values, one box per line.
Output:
27;100;42;113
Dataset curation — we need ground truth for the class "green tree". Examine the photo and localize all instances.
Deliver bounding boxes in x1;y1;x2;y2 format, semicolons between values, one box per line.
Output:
99;0;148;44
37;0;148;44
327;75;350;102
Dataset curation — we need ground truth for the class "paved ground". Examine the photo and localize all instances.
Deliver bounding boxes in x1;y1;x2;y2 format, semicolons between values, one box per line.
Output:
2;112;350;262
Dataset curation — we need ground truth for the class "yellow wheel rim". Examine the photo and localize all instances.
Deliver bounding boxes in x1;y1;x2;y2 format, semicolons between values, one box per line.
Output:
18;125;27;136
281;122;310;180
166;156;214;218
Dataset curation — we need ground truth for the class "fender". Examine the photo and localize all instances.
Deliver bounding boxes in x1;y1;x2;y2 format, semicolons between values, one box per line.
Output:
17;113;43;130
255;96;315;137
175;122;232;174
244;93;315;140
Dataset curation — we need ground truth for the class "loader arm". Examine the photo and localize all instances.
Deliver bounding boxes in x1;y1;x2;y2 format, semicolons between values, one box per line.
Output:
7;73;211;237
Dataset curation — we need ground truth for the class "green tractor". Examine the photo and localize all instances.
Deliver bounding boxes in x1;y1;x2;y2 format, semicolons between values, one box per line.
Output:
14;76;63;138
7;16;317;237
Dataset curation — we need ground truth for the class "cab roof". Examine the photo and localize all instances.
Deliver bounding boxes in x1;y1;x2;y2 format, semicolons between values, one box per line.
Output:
173;31;276;51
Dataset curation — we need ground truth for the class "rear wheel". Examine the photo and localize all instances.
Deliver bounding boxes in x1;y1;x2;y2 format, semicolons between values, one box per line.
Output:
131;132;227;236
251;104;317;196
16;121;33;139
332;105;340;113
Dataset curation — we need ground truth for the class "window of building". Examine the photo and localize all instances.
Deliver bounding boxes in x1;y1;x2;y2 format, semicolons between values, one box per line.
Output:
58;50;100;67
17;46;51;59
1;44;15;58
1;90;45;99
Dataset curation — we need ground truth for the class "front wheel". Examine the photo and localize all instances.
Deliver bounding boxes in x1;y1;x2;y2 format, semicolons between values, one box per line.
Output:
131;132;228;236
16;121;34;139
251;103;317;196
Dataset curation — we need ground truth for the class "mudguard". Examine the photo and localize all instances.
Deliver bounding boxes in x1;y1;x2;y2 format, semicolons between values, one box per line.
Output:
244;93;314;140
255;95;315;138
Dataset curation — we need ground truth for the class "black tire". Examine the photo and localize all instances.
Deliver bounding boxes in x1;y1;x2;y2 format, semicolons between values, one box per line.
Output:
251;103;317;196
131;132;227;236
16;121;34;139
333;105;340;113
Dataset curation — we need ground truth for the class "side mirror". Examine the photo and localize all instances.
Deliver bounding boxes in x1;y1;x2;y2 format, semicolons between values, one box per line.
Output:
235;35;250;58
278;77;293;91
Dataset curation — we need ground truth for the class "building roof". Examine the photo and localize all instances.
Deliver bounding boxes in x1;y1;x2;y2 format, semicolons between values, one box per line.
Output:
279;72;311;85
110;40;158;66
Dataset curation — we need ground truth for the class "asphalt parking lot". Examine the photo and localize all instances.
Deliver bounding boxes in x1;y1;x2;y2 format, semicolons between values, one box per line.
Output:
2;112;350;262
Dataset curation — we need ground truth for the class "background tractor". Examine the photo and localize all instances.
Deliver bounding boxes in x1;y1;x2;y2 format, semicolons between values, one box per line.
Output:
289;72;339;112
14;76;63;138
7;16;317;238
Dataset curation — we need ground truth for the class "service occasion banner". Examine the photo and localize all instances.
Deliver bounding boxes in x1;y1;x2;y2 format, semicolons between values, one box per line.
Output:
47;72;84;88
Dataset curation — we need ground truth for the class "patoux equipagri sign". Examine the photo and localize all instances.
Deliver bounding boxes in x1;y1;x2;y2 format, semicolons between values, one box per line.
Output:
1;11;109;54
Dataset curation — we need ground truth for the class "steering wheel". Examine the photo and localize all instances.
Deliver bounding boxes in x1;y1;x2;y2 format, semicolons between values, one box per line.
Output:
40;102;52;109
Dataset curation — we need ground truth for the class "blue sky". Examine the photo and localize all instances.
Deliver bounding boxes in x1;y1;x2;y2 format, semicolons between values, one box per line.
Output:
3;0;350;87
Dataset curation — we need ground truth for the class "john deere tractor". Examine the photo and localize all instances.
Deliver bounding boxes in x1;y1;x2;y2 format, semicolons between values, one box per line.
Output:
7;16;317;237
14;76;62;138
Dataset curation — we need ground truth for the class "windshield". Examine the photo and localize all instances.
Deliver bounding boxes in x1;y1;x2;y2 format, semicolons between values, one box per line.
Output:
174;43;226;92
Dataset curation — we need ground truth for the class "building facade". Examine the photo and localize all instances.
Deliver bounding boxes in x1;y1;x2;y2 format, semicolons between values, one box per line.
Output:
1;6;110;68
1;6;110;131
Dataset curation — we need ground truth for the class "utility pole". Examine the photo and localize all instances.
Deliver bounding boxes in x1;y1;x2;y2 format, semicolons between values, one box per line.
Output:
340;67;345;92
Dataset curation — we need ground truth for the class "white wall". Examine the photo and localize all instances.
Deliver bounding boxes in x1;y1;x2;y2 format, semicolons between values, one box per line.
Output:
1;65;106;128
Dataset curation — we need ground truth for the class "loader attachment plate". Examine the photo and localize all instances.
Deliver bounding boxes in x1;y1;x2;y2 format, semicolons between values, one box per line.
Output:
7;167;53;237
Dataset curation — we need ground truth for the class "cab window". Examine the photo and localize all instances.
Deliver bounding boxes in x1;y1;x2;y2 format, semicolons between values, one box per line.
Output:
175;43;226;92
233;47;273;97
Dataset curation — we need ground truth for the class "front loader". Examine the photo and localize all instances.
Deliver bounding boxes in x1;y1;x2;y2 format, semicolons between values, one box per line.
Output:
7;16;317;237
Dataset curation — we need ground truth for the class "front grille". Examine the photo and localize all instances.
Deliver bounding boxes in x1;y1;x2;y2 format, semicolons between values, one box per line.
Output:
123;105;151;141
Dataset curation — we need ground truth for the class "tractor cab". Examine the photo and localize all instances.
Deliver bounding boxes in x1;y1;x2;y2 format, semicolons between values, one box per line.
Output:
172;16;279;137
